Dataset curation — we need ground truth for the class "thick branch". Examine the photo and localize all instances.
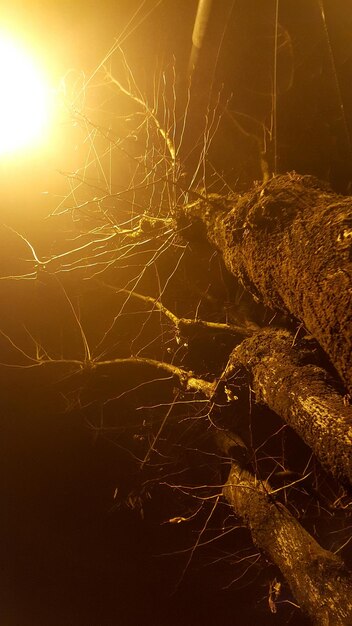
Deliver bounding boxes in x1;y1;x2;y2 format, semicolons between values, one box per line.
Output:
223;463;352;625
225;328;352;485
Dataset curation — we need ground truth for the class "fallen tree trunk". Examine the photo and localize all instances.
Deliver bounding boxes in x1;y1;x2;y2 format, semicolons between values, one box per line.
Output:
222;327;352;485
183;174;352;393
223;462;352;625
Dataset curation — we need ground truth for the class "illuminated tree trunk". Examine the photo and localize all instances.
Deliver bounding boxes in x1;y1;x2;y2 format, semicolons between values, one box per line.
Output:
223;462;352;625
182;173;352;393
222;327;352;485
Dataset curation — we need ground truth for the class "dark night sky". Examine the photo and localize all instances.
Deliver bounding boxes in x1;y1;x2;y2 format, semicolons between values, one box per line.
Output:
1;2;351;625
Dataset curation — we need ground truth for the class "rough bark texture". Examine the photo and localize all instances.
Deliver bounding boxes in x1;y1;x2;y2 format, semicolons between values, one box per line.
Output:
224;328;352;485
183;174;352;393
223;463;352;625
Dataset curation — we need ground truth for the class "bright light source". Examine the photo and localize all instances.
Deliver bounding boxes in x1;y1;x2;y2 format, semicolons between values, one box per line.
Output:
0;34;51;155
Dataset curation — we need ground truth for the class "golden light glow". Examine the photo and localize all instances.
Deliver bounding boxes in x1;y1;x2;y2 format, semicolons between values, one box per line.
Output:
0;34;51;155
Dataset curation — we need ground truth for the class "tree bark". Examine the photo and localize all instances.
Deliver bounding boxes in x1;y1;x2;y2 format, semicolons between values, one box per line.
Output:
223;327;352;485
223;462;352;625
183;174;352;394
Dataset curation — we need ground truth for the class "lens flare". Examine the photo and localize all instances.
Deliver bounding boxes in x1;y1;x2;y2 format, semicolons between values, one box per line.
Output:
0;34;51;155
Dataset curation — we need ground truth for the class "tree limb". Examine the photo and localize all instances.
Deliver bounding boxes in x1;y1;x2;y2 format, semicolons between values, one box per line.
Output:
223;461;352;625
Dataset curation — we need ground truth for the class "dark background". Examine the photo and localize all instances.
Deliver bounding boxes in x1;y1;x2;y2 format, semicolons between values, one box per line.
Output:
1;2;352;624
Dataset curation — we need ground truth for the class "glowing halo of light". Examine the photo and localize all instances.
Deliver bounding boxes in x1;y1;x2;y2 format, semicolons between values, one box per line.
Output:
0;33;51;156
